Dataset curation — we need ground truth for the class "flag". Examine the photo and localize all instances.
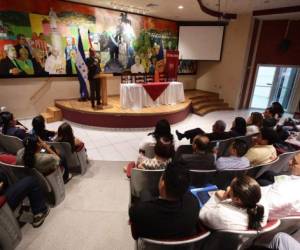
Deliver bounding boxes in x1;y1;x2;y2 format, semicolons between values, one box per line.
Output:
75;29;89;99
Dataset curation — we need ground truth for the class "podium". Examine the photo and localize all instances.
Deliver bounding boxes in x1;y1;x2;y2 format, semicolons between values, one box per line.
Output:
94;73;114;107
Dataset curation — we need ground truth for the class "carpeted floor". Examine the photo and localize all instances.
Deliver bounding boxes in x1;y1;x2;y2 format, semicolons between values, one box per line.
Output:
17;160;135;250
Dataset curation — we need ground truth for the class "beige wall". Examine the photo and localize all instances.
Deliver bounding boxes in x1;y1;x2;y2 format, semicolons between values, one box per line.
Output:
0;75;196;119
196;14;253;109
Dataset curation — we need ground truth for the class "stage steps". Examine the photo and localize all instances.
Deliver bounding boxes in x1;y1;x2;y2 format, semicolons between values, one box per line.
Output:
41;106;62;123
186;90;233;116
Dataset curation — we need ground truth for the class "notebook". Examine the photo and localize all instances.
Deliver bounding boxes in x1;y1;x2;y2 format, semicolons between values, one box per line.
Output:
190;185;218;208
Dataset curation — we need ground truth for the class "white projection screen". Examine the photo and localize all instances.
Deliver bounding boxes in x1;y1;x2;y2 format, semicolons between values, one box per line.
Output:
178;26;225;60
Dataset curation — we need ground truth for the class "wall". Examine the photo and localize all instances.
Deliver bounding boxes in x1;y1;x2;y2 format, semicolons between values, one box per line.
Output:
196;14;253;108
0;75;196;119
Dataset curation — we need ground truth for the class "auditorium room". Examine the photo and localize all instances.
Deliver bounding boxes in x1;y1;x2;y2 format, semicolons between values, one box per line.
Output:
1;0;300;249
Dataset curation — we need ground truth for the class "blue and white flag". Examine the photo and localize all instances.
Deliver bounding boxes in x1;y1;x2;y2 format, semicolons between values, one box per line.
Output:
76;29;89;99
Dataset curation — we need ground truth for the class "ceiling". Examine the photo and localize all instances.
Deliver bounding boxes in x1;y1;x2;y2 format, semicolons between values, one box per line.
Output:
66;0;300;21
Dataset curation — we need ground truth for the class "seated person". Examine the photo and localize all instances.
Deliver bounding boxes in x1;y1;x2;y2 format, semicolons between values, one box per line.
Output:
231;117;247;137
175;135;215;170
139;119;174;154
216;139;250;170
245;128;278;166
263;107;278;128
124;136;174;177
129;163;200;239
260;152;300;219
31;115;56;141
271;101;284;121
55;122;84;152
176;120;229;143
16;135;59;175
200;175;269;231
246;112;263;136
0;168;49;228
1;112;27;140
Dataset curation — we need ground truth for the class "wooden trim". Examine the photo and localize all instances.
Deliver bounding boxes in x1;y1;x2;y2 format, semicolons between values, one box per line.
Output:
253;6;300;16
178;21;228;26
197;0;237;20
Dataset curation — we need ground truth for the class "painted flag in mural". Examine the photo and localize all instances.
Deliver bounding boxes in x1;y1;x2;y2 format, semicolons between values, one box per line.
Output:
75;29;89;99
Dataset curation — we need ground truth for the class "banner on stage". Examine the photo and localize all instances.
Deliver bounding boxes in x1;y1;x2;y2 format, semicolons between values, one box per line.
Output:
165;50;179;81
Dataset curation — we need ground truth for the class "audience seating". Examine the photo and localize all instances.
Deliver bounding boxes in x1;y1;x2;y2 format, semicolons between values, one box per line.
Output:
202;219;280;250
189;169;217;187
0;134;23;155
253;157;280;179
47;141;88;175
121;73;133;84
134;74;146;84
145;74;154;83
0;196;22;250
130;168;164;203
0;162;65;207
137;224;210;250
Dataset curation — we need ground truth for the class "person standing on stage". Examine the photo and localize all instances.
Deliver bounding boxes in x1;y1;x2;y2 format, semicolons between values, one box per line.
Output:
86;48;101;109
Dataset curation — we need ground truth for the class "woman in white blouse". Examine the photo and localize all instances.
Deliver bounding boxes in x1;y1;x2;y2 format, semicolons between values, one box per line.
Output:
200;175;269;231
246;112;264;136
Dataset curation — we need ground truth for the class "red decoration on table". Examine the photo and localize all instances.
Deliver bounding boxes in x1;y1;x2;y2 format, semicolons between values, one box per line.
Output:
142;82;170;101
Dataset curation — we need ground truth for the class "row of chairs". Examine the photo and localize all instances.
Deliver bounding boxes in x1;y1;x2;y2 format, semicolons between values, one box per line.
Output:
136;216;300;250
0;133;88;175
130;150;299;201
121;72;168;84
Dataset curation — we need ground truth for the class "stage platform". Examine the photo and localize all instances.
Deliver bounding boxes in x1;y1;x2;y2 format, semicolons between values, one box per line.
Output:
55;90;201;128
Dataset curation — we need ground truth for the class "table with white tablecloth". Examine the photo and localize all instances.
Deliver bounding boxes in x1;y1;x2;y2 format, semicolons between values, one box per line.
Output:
120;82;185;109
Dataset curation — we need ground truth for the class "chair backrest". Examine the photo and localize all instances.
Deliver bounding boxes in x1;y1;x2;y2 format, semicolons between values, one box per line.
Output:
76;147;88;175
213;166;253;190
134;74;146;84
159;72;167;82
145;74;154;83
45;168;65;206
202;219;280;250
144;143;155;159
216;138;236;157
130;168;164;199
269;150;299;174
47;141;81;172
121;73;133;84
138;227;210;250
0;196;22;250
254;157;280;179
189;169;217;187
0;134;23;155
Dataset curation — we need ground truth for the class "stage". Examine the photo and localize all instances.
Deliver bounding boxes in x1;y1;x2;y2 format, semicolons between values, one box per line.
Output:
54;90;204;128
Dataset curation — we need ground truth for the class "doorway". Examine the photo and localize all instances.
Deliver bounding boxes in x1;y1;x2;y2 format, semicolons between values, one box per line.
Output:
250;65;299;110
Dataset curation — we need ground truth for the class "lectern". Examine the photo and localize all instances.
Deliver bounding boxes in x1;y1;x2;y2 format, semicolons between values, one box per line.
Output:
94;73;114;107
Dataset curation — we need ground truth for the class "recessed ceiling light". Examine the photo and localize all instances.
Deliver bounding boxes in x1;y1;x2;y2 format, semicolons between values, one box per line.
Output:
178;5;184;9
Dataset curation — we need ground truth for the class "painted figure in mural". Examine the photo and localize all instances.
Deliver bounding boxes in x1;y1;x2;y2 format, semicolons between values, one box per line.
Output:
16;47;34;75
131;55;145;74
86;48;101;109
65;36;77;61
118;36;127;69
66;48;77;75
14;34;32;59
0;44;23;76
30;32;50;60
108;33;119;63
49;8;58;31
44;47;66;74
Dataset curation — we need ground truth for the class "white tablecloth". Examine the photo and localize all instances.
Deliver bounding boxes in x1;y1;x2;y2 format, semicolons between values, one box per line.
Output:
120;82;185;109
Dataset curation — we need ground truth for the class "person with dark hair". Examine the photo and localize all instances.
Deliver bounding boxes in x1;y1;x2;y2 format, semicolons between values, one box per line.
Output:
231;117;247;136
0;168;49;228
216;139;250;170
86;48;101;108
263;107;277;128
55;122;84;152
176;135;215;170
245;128;278;166
136;136;174;170
1;112;27;140
16;134;59;175
175;120;229;143
31;115;55;141
200;175;268;230
14;34;32;59
139;119;174;154
271;102;284;120
247;112;264;135
129;163;200;239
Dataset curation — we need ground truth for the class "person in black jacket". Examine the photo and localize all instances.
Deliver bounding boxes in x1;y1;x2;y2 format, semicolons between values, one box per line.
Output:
86;48;101;109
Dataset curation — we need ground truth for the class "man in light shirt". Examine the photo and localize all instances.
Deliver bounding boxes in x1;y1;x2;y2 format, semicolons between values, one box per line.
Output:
216;139;250;170
261;152;300;219
245;128;278;166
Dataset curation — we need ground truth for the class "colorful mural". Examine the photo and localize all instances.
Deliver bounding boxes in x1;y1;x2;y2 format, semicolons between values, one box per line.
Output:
0;0;178;77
